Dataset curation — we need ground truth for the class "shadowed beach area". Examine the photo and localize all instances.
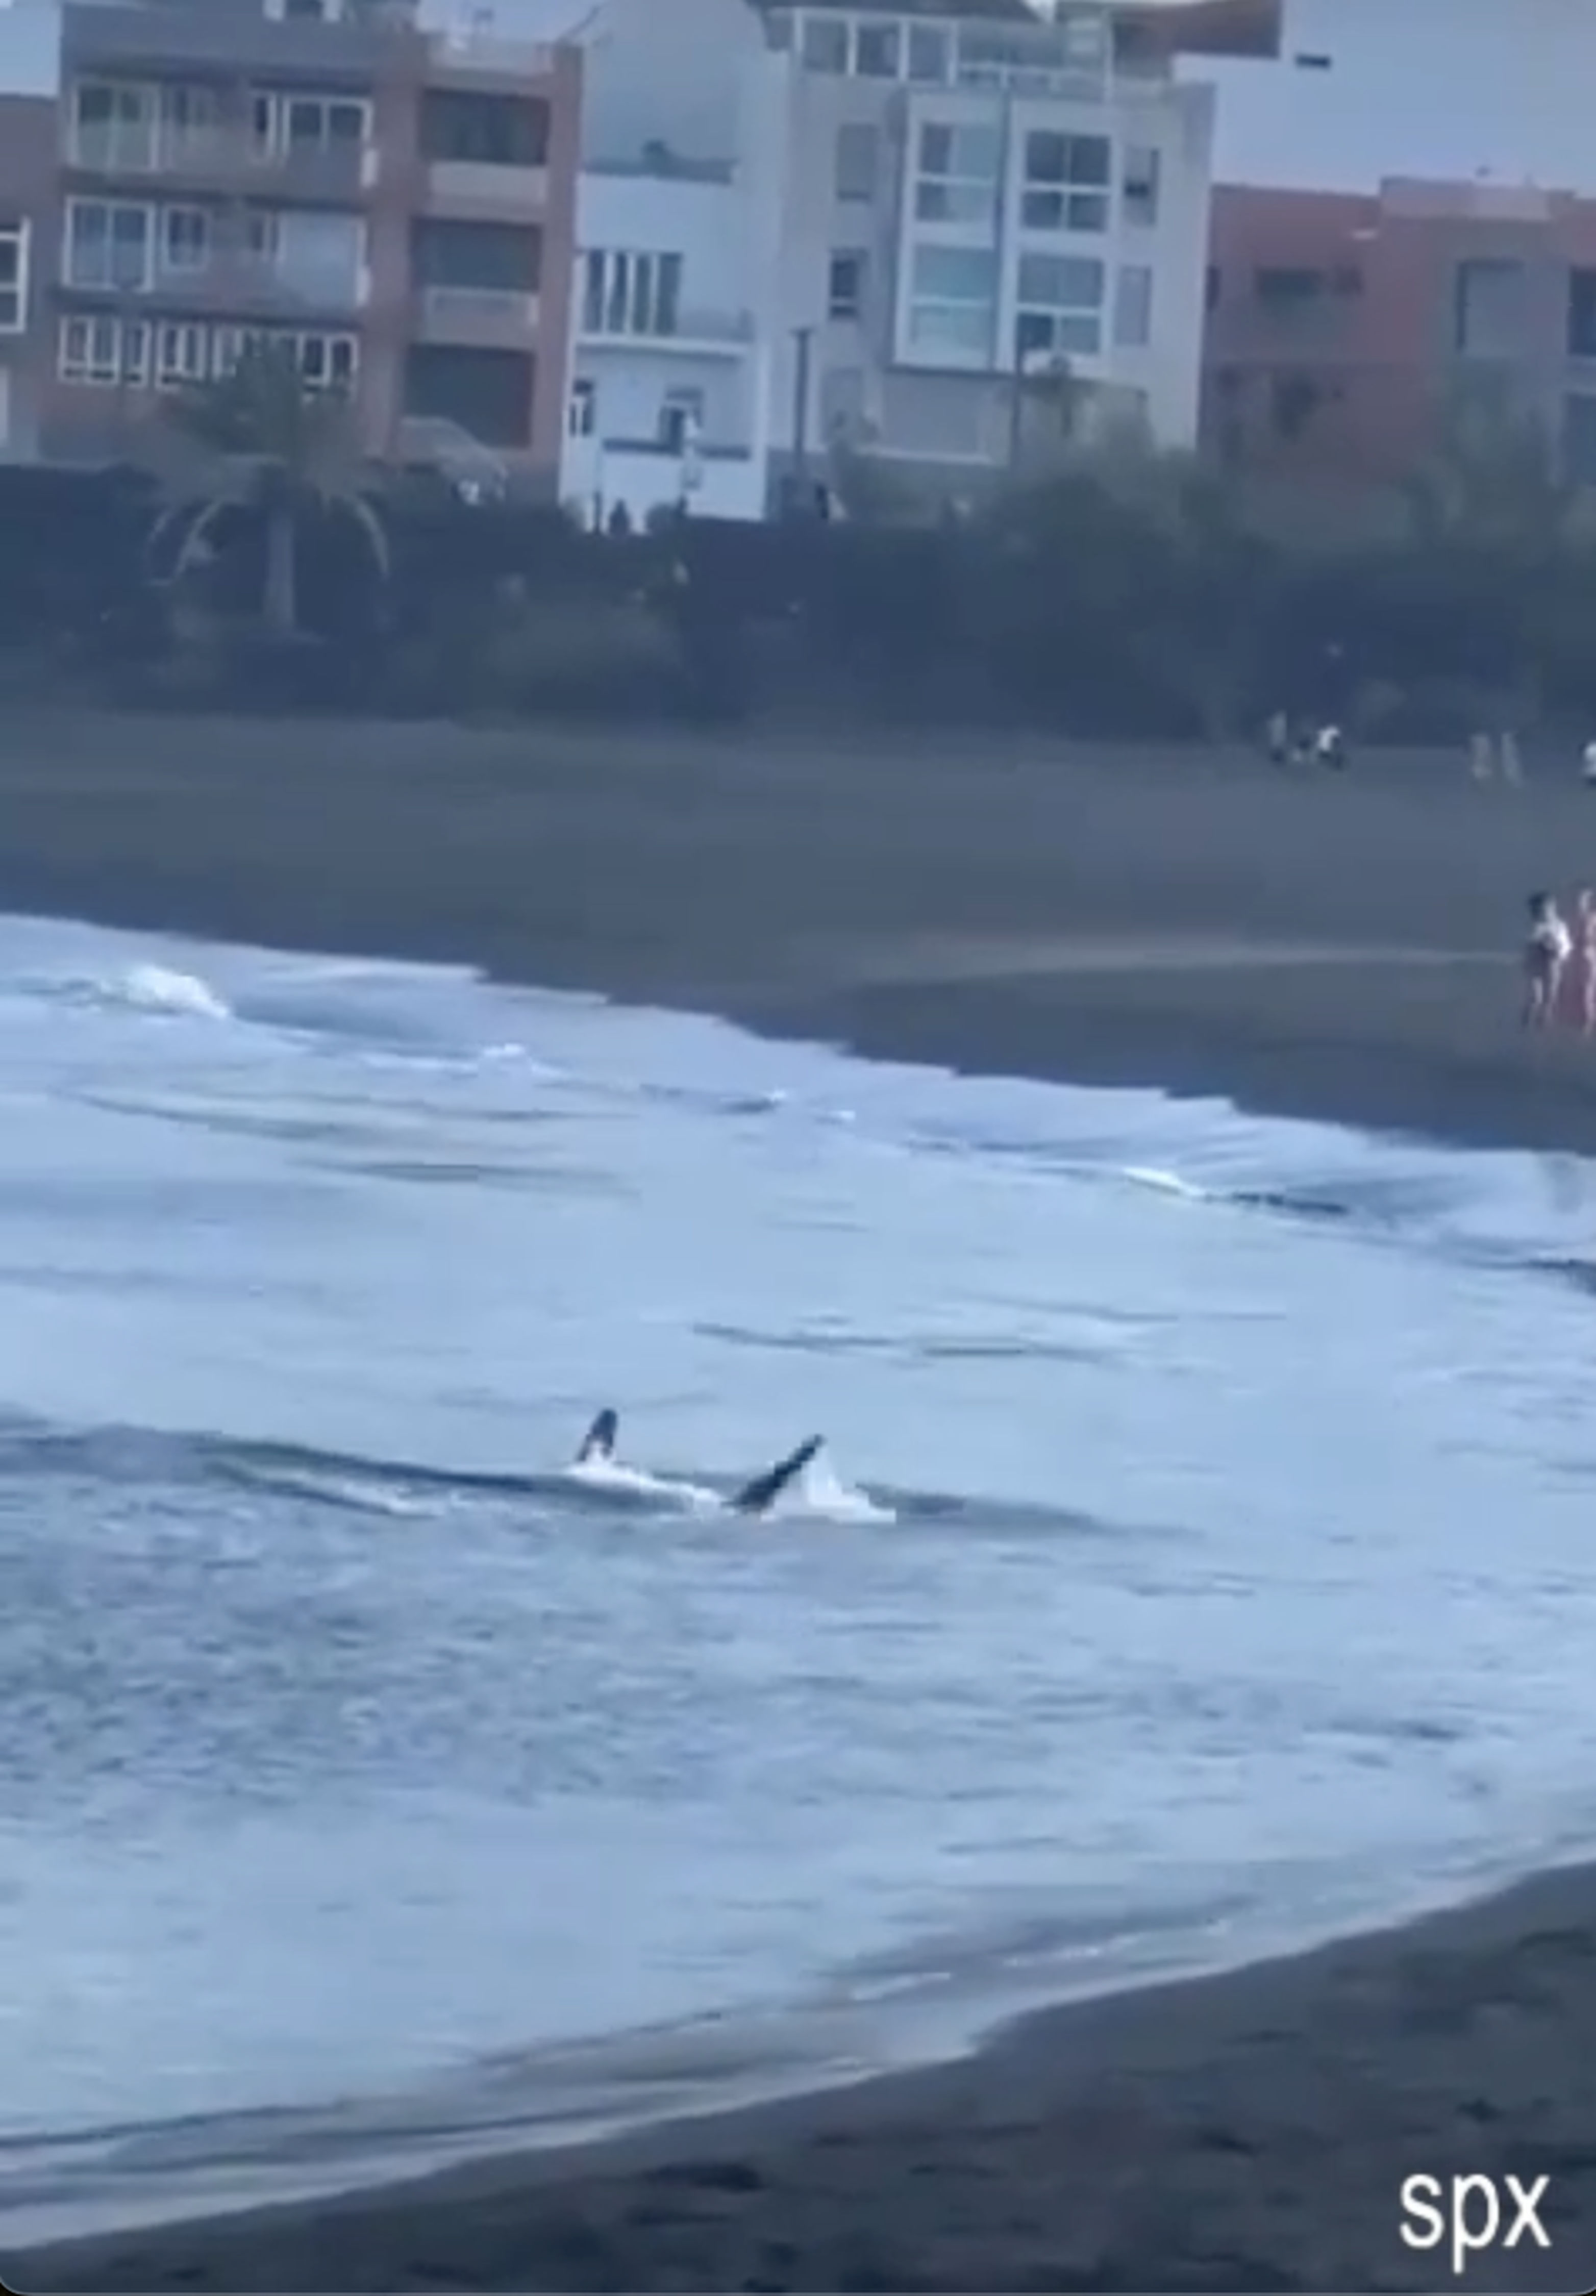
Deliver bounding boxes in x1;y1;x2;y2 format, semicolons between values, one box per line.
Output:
3;710;1596;2293
1;710;1594;1155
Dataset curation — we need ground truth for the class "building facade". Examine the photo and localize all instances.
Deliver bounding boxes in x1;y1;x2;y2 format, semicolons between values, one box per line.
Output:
1203;177;1596;492
0;1;62;461
2;0;583;486
556;0;791;529
758;0;1278;496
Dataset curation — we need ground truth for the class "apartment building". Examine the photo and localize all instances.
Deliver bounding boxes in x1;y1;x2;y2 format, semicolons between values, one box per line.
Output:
12;0;582;485
553;0;791;528
0;1;60;461
757;0;1281;495
1204;177;1596;493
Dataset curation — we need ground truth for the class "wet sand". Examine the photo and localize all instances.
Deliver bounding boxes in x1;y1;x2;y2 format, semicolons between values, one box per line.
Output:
2;710;1594;2292
8;1861;1595;2292
1;710;1594;1155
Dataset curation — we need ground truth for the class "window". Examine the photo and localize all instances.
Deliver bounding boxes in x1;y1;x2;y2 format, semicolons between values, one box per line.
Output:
65;200;153;291
155;320;207;389
293;331;358;389
0;221;27;334
1254;266;1323;304
828;249;865;320
58;313;123;383
159;83;218;157
853;19;900;76
907;23;950;82
1121;144;1159;227
582;250;684;338
70;80;156;169
250;91;369;159
1114;263;1153;348
1454;258;1525;356
1015;250;1105;358
915;120;1000;225
1021;131;1109;232
568;377;595;437
834;122;879;202
908;241;997;357
801;15;849;71
419;89;549;168
659;386;704;452
161;205;209;273
247;210;281;264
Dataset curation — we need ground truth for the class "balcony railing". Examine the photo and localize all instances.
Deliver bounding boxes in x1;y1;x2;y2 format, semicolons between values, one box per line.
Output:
420;158;549;212
583;307;755;351
415;284;540;342
67;121;376;195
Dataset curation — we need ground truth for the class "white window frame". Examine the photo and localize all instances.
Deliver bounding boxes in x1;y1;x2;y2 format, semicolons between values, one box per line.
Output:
290;329;358;390
0;220;28;334
827;248;865;321
69;79;158;170
246;209;282;265
568;377;595;437
1121;145;1160;229
1021;130;1111;235
907;242;999;360
161;204;210;274
58;312;132;385
1015;251;1107;361
914;120;1000;228
155;318;208;389
250;91;371;160
64;197;154;292
658;385;704;453
583;249;684;339
1113;263;1154;349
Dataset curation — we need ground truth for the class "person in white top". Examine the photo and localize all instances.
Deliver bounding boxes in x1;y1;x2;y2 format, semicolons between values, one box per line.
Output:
1524;892;1573;1029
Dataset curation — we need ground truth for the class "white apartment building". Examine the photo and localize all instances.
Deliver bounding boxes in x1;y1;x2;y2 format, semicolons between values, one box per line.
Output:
462;0;786;528
762;0;1235;491
1201;0;1596;196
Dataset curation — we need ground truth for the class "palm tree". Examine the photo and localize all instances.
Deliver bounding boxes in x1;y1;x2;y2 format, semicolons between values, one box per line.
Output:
147;338;388;638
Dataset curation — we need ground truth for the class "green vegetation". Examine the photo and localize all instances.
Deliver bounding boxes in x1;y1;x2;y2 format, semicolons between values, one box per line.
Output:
3;368;1594;736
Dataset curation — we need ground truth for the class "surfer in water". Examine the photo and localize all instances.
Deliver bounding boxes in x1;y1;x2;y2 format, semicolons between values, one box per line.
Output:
574;1409;824;1515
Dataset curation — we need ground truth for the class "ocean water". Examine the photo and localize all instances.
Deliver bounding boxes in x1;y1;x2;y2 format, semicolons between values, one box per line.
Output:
4;910;1596;2245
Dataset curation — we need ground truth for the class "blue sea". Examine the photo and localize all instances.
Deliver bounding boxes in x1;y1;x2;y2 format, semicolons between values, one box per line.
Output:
3;909;1595;2245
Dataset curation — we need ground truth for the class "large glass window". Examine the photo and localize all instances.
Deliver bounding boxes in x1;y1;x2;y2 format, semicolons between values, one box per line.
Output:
65;199;153;291
1015;250;1105;359
915;120;1000;226
1022;130;1110;233
908;240;997;358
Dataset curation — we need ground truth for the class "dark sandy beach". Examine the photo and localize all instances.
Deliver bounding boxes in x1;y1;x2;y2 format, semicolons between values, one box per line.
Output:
3;709;1596;2294
8;1862;1596;2293
1;708;1595;1155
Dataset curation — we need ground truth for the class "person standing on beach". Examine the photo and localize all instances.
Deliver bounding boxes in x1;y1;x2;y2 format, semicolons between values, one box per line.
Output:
1524;892;1572;1028
1562;888;1596;1032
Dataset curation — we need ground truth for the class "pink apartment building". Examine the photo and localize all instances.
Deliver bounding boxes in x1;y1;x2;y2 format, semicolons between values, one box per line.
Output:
2;0;581;487
1203;174;1596;490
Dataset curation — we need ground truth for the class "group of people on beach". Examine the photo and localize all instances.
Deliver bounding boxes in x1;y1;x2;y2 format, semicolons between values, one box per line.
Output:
1524;890;1596;1029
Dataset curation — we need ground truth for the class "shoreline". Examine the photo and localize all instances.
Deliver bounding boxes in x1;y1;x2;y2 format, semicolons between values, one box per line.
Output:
3;710;1595;2289
7;1857;1594;2292
2;709;1595;1158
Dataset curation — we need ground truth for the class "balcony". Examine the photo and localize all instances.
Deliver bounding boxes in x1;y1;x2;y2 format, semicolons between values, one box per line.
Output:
421;31;558;89
583;307;755;358
413;285;540;347
420;160;548;218
65;122;377;201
